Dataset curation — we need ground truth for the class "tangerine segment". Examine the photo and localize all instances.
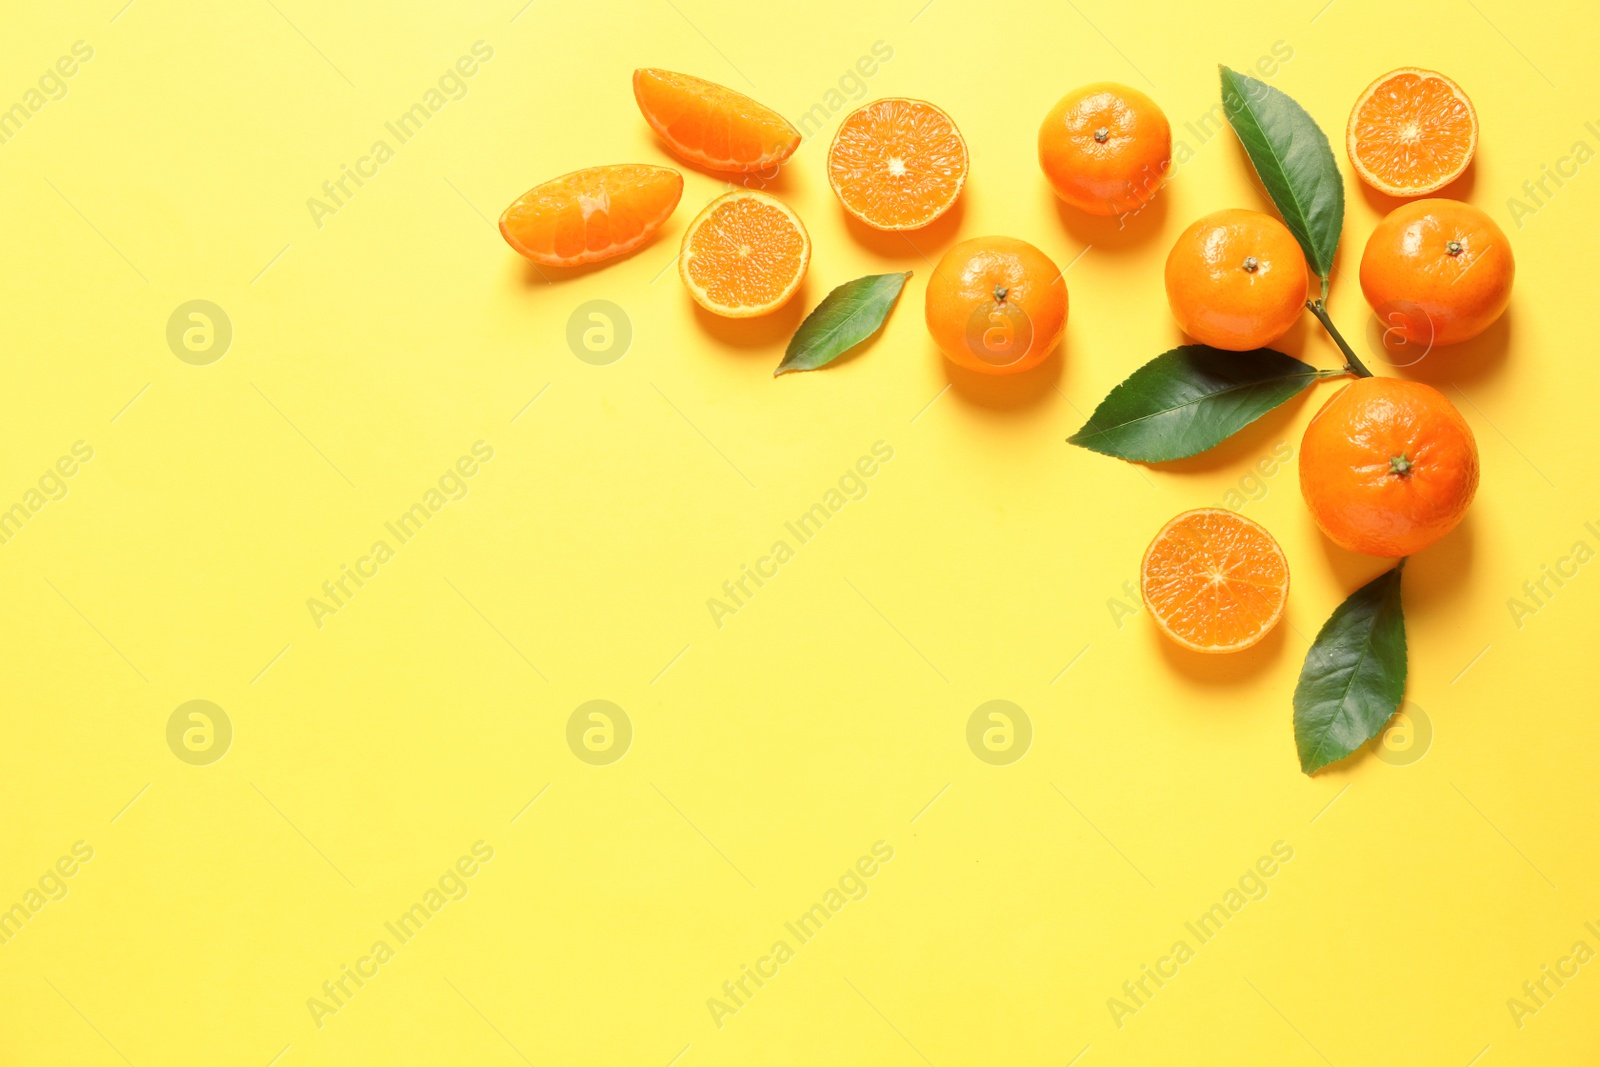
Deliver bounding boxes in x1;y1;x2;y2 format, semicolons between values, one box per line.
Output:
679;190;810;317
633;69;800;173
1347;68;1477;197
1141;508;1289;654
827;98;968;230
500;164;682;267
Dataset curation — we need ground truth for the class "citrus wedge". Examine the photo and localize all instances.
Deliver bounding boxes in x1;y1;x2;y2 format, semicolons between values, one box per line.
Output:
827;98;968;230
1347;68;1477;197
633;68;800;173
679;190;809;317
499;164;682;267
1141;508;1289;654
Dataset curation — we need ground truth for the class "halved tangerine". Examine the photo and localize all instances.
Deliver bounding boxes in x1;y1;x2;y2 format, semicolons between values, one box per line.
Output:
827;98;968;230
1347;68;1477;197
500;164;682;267
679;190;809;317
633;68;801;173
1141;508;1290;654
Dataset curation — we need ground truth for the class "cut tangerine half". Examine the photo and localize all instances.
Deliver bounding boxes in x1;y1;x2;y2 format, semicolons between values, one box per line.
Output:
827;98;968;230
1140;508;1289;654
679;190;809;317
500;164;682;267
633;69;801;173
1347;68;1477;197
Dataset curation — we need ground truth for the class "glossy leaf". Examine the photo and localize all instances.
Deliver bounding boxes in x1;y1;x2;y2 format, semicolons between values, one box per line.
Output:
1293;565;1408;774
1219;66;1344;282
1067;346;1332;463
775;271;911;376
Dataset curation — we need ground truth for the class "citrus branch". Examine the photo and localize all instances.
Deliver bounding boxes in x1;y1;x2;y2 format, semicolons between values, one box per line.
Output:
1305;299;1373;378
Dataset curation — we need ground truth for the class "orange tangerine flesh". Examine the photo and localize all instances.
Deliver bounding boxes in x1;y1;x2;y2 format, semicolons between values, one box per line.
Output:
633;69;801;173
1347;68;1477;197
500;164;682;267
827;98;968;230
1140;508;1290;654
679;190;810;317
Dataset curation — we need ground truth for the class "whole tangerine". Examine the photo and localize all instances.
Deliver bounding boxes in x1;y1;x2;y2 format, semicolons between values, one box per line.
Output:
925;236;1067;375
1165;209;1309;351
1359;198;1513;348
1039;82;1171;216
1299;376;1479;558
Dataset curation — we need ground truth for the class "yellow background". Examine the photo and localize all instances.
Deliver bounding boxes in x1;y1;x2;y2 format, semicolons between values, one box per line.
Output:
2;0;1597;1063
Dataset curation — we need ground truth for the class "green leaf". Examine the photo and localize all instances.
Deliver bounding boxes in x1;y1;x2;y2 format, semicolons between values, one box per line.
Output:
1067;346;1332;463
1219;65;1344;282
1293;565;1408;775
775;271;911;376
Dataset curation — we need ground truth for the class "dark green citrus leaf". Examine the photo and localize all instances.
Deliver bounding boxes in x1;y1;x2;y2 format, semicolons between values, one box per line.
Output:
775;271;911;376
1294;564;1408;775
1067;346;1331;463
1219;65;1344;282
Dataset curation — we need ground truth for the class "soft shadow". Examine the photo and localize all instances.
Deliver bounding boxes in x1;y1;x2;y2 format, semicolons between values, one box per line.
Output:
1395;512;1476;619
1312;529;1406;594
1151;616;1288;685
1390;307;1511;388
691;281;810;351
841;195;966;262
941;340;1063;411
1357;158;1477;220
1053;190;1169;250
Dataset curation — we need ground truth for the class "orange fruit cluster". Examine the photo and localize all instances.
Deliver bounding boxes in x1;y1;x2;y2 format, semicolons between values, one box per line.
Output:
1138;67;1505;651
496;62;1514;656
